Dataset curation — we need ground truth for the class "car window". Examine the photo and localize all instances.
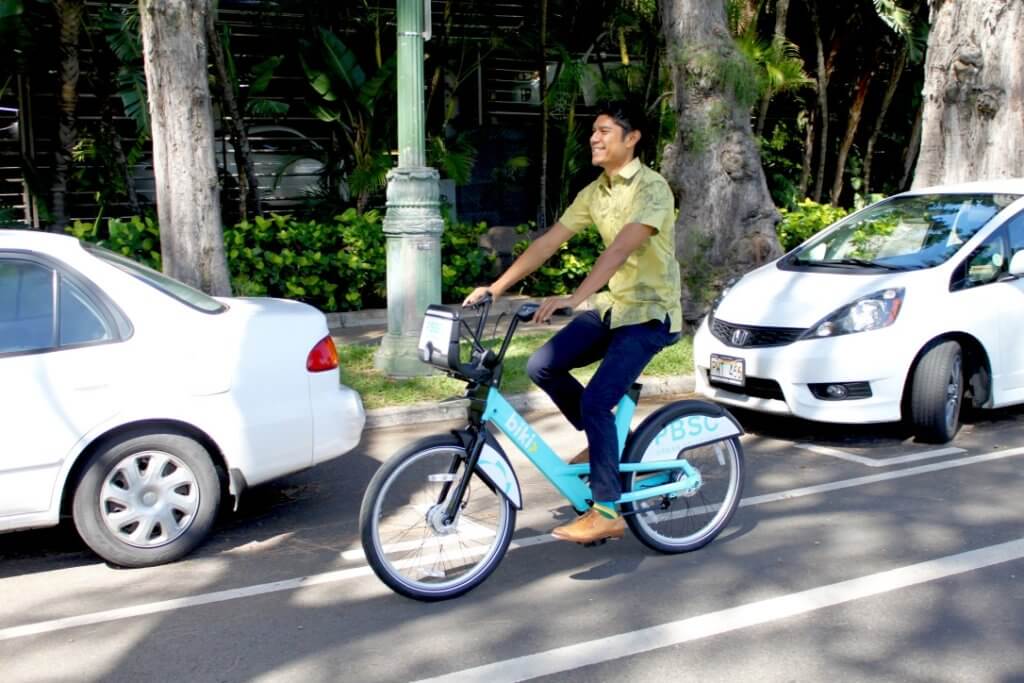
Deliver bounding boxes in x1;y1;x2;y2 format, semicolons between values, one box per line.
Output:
0;259;55;353
786;193;1020;271
950;228;1009;291
1005;212;1024;257
59;275;114;345
86;245;227;313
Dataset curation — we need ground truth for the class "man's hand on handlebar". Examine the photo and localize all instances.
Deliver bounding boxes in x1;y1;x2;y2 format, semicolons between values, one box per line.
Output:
462;287;493;307
533;296;576;324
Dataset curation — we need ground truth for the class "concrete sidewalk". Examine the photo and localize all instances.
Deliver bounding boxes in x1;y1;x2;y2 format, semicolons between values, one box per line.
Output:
327;297;696;429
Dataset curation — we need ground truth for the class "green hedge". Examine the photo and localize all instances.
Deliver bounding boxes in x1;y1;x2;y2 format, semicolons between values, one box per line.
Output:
68;200;851;313
777;199;849;252
70;211;495;312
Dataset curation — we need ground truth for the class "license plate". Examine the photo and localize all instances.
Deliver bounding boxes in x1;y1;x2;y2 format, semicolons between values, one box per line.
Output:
710;354;745;386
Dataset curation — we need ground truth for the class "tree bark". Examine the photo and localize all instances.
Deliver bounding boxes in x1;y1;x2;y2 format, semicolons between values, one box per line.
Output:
660;0;782;322
914;0;1024;187
205;13;261;219
139;0;230;296
49;0;83;233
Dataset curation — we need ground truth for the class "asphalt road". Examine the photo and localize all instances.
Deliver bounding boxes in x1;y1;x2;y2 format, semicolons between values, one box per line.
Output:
2;401;1024;682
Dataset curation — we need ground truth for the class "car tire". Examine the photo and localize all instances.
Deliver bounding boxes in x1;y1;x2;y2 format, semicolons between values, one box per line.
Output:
72;432;221;567
909;340;963;444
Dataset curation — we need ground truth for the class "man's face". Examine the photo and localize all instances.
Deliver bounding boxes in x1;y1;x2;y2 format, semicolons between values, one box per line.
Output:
590;114;639;171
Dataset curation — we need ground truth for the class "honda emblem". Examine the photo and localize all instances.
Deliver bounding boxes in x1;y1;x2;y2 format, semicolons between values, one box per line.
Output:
730;328;750;346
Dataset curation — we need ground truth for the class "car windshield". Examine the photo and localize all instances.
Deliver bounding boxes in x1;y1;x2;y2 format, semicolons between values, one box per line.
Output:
85;244;227;313
785;193;1020;271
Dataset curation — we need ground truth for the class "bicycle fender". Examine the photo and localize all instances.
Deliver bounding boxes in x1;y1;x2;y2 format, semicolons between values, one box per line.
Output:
630;400;743;459
467;430;523;510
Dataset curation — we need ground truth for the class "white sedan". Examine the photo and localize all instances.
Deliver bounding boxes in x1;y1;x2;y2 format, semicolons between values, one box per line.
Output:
0;229;365;566
695;178;1024;443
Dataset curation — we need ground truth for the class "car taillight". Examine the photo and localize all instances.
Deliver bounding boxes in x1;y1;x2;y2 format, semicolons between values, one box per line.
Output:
307;335;339;372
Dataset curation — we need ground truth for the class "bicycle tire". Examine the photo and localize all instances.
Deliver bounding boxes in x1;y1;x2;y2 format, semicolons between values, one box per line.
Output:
359;434;516;601
621;401;745;554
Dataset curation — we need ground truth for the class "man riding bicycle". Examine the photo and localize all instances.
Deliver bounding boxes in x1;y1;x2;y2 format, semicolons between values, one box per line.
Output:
463;99;682;545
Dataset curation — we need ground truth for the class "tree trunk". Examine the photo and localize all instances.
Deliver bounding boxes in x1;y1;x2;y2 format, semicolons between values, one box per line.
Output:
755;0;790;137
660;0;782;322
863;46;908;194
205;14;260;219
914;0;1024;187
538;0;548;229
829;67;874;206
49;0;83;233
901;102;924;189
808;0;830;203
140;0;230;296
798;105;815;199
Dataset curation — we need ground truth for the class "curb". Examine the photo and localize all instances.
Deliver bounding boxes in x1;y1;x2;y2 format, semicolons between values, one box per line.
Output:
365;374;696;430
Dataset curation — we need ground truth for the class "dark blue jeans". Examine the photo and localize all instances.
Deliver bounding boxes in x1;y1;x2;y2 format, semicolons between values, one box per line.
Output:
526;310;679;503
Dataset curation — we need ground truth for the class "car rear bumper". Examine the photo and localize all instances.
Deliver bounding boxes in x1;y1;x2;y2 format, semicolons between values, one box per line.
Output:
312;382;366;465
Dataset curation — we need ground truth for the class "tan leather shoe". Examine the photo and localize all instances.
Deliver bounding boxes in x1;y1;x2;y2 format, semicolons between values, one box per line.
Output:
568;447;589;464
551;508;625;543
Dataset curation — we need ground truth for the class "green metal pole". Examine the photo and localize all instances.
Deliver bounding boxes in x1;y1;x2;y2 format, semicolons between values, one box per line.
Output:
374;0;444;377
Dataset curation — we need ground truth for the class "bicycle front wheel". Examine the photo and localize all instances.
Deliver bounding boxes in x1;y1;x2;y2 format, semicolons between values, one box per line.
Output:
359;434;516;601
622;402;745;554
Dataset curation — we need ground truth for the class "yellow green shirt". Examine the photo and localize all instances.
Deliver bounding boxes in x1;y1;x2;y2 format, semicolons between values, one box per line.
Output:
558;158;682;333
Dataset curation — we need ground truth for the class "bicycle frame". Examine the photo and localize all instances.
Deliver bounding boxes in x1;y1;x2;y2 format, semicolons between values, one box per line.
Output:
481;386;702;513
422;296;725;519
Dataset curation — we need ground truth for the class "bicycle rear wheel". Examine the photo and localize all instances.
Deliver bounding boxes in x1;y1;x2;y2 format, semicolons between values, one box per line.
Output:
359;434;515;601
622;402;745;554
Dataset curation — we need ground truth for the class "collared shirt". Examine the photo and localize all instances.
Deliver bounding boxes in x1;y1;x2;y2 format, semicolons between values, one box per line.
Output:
558;158;682;332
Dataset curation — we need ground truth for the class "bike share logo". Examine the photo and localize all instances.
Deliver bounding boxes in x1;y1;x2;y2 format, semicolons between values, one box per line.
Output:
504;413;539;454
646;414;735;459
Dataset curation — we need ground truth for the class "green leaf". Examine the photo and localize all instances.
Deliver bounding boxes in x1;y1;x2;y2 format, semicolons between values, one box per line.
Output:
318;28;366;95
249;55;284;94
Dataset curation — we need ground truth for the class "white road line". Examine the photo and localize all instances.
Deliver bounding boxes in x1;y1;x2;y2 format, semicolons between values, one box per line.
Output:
739;446;1024;508
412;537;1024;683
0;564;374;642
793;443;965;467
3;445;1023;643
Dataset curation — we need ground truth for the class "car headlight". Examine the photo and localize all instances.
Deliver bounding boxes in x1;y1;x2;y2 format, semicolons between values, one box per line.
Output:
801;288;904;339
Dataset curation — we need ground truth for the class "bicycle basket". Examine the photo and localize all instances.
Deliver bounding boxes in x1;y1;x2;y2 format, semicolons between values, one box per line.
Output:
417;304;463;373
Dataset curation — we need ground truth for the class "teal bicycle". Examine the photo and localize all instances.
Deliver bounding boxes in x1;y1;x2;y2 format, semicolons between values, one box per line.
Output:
359;296;745;601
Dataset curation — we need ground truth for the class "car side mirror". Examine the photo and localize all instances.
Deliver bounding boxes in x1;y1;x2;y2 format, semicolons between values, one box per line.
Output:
1010;250;1024;277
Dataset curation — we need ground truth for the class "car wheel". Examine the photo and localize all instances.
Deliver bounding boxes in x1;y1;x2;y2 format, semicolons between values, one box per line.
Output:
909;340;963;444
72;432;221;567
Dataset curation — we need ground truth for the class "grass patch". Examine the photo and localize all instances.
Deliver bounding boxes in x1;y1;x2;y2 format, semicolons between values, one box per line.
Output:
339;332;694;410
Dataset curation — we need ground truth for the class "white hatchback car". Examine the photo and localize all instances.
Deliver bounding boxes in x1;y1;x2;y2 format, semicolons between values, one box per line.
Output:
0;229;365;566
694;179;1024;443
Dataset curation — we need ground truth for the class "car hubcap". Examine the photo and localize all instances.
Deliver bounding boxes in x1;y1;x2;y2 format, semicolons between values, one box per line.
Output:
99;450;200;548
945;354;962;432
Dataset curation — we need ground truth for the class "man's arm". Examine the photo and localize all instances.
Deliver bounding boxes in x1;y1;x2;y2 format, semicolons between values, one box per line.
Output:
532;222;655;322
463;223;576;305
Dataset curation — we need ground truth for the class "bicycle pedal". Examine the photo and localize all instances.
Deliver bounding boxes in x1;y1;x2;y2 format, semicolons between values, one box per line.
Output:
580;538;613;547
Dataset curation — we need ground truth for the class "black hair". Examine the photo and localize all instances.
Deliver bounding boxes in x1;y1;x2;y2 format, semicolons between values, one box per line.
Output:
594;99;647;137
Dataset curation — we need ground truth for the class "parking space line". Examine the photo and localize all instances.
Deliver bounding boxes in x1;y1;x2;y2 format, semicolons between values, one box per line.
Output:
411;537;1024;683
793;443;965;467
3;445;1023;643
